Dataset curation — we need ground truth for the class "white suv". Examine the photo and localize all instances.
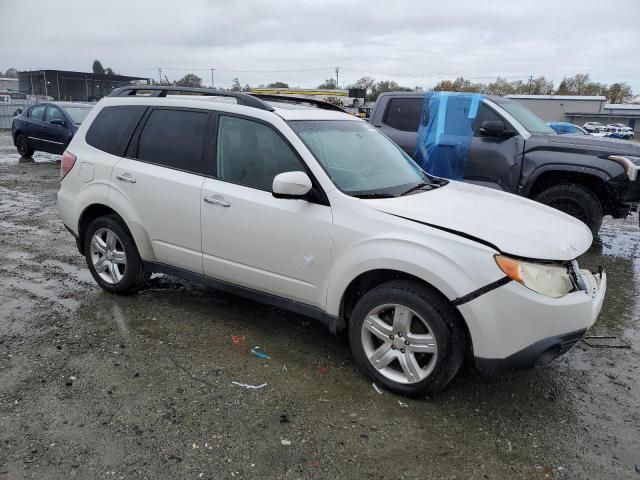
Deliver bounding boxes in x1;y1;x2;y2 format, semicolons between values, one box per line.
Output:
57;86;606;397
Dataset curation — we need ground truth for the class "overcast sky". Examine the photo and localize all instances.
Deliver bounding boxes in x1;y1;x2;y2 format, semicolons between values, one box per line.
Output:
2;0;639;92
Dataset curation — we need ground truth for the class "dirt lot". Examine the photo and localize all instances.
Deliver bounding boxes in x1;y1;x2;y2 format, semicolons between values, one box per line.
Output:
0;130;639;479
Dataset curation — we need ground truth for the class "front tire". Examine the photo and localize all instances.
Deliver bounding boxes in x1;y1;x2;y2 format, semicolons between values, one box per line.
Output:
84;215;150;294
349;280;466;398
535;183;603;234
16;133;34;157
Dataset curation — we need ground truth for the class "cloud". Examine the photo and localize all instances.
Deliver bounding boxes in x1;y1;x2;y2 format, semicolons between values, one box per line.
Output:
2;0;638;91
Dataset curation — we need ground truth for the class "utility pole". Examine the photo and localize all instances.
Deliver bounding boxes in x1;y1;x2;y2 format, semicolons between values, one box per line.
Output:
210;68;215;89
158;67;163;85
528;75;533;94
335;67;340;88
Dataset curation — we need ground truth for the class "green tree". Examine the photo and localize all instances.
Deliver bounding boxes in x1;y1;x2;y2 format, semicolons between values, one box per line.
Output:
317;78;337;89
528;76;554;95
555;74;605;96
267;81;289;88
369;80;412;101
242;83;252;92
92;59;105;75
4;68;18;78
432;77;483;93
605;82;633;104
174;73;203;88
104;67;116;76
350;76;376;100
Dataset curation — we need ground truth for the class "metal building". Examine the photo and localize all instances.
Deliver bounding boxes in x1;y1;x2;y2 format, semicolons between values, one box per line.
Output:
507;94;640;135
18;70;150;102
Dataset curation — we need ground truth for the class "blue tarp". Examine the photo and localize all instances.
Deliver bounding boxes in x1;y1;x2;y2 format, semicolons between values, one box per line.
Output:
413;92;484;180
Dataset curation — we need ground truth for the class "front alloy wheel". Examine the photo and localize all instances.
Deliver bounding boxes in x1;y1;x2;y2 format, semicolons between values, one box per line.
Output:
361;304;438;384
90;228;127;284
349;280;465;397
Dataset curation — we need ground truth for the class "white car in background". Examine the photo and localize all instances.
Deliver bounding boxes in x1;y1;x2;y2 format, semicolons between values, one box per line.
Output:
583;121;606;133
57;86;607;397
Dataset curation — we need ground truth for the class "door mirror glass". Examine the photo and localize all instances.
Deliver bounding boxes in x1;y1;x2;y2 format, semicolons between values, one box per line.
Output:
272;171;312;199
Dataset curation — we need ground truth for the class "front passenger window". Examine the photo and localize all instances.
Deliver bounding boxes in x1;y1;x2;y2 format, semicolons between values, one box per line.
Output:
45;107;65;124
217;115;304;191
473;103;505;136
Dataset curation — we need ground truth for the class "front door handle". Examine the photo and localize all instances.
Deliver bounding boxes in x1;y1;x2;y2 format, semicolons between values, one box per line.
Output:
203;195;231;207
116;173;136;183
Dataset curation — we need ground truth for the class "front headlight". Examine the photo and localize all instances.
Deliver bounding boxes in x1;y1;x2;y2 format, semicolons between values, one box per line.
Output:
495;255;575;298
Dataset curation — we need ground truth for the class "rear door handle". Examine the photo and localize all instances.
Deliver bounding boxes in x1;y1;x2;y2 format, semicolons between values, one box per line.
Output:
116;173;136;183
203;195;231;207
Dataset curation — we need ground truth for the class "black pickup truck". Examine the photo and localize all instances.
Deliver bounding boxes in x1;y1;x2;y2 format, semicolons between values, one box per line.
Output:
370;92;640;233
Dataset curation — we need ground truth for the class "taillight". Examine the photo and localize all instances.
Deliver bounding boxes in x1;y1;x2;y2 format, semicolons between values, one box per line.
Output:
61;151;77;179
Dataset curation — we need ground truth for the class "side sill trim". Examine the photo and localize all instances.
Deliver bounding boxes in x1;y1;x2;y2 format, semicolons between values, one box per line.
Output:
144;262;345;334
452;276;511;306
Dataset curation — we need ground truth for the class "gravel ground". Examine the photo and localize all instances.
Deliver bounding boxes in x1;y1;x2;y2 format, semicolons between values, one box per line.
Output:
0;130;639;479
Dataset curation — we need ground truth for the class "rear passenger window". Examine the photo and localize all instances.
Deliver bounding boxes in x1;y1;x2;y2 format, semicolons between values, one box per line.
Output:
29;105;45;120
383;98;423;132
86;106;146;156
137;109;209;174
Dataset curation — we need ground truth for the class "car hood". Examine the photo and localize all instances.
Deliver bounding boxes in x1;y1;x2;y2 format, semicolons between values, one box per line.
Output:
542;133;640;156
365;181;592;261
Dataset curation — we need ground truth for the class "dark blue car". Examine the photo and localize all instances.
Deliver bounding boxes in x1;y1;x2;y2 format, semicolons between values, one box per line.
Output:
11;102;93;157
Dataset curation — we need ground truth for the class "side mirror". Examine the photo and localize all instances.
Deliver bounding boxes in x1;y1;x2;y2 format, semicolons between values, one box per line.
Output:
50;119;66;126
479;120;507;137
272;171;312;199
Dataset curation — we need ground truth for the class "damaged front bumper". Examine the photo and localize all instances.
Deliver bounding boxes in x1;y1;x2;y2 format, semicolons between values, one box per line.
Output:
458;268;607;373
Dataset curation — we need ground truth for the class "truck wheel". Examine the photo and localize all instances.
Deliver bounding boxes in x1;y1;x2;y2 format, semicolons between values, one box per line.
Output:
348;280;466;398
535;183;603;234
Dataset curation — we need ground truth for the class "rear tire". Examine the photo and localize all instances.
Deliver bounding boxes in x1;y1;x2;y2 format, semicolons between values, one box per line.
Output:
535;183;603;234
16;133;34;157
84;215;150;294
348;280;466;398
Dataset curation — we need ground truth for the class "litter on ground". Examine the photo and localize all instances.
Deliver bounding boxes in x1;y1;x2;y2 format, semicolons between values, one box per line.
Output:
250;346;271;359
231;381;268;390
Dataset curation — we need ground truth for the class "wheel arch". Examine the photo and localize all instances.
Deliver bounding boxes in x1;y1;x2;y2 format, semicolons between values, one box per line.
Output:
526;168;615;212
338;268;474;358
77;203;155;261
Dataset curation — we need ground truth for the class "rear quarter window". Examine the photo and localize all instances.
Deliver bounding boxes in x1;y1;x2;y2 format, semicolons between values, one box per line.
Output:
383;98;423;132
86;105;147;156
136;108;209;175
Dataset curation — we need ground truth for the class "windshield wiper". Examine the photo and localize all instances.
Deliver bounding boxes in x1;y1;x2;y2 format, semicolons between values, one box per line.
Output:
399;182;430;196
353;193;396;199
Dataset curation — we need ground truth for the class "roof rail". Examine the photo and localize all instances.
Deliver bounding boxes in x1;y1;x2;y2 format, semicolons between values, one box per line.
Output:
250;94;346;112
108;85;275;112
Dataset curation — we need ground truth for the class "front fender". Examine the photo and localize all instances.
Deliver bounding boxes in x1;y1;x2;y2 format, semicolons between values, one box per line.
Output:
324;235;501;317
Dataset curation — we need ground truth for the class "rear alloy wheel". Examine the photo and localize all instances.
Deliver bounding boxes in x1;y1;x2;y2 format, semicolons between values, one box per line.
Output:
349;280;466;397
16;134;34;157
84;215;150;294
535;183;603;234
90;228;127;285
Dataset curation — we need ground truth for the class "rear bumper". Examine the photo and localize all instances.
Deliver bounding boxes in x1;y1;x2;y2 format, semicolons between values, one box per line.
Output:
460;268;607;370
